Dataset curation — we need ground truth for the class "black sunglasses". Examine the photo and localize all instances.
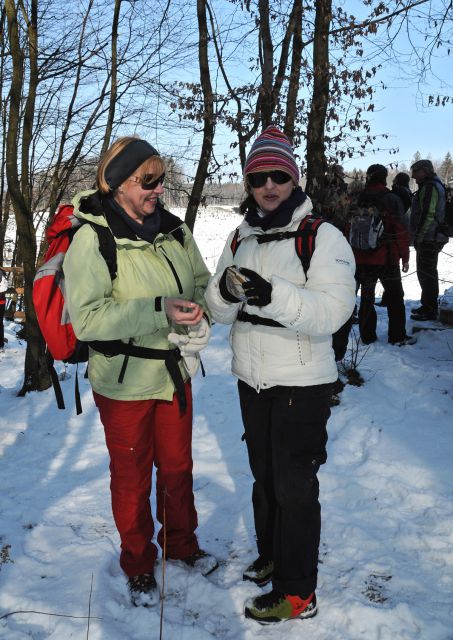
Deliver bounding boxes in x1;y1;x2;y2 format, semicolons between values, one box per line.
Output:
131;172;165;190
247;170;292;188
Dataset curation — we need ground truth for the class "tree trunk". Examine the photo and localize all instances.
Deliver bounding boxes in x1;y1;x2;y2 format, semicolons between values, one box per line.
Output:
185;0;215;232
305;0;332;204
284;0;303;142
5;0;51;393
258;0;274;128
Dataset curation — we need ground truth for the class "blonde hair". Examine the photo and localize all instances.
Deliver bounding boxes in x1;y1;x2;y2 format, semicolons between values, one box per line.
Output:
96;136;166;194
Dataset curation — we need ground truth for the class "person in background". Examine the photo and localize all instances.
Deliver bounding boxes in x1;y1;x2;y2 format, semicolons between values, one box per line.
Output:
392;172;412;214
376;171;413;309
0;268;8;349
410;159;447;321
63;136;217;607
352;164;416;346
206;126;356;625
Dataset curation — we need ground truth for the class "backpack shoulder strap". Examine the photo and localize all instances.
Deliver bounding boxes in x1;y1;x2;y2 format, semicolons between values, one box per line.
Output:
230;227;241;257
294;216;325;277
88;223;117;281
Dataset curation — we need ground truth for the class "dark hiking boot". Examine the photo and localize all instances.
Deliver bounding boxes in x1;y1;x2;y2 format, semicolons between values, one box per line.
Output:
243;556;274;587
411;309;438;321
128;573;159;607
244;589;317;624
389;335;417;346
410;305;438;319
180;549;219;576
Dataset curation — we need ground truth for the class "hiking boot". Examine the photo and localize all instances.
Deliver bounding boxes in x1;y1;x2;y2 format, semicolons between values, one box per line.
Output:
180;549;219;576
410;309;438;321
244;589;317;624
411;305;424;314
128;573;159;607
243;557;274;587
389;335;417;346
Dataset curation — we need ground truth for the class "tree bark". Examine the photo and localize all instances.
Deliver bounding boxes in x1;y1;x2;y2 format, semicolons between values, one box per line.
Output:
4;0;50;393
185;0;215;232
305;0;332;205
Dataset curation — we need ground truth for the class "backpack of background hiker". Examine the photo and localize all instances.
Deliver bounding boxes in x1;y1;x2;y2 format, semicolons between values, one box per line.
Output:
348;198;385;251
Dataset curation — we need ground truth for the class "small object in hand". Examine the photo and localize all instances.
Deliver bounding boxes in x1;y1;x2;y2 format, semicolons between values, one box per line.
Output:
225;266;250;301
227;265;249;285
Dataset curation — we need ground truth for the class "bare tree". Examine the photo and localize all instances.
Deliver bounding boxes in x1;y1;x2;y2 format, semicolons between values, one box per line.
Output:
185;0;216;232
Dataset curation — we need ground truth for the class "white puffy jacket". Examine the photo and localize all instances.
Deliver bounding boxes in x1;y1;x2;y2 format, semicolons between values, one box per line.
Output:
205;197;356;390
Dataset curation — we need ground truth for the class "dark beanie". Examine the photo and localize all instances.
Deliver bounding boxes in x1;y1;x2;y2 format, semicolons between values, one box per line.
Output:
244;126;300;186
411;159;434;173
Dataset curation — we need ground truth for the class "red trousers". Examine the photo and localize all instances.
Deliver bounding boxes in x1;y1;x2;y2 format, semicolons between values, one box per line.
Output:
94;383;199;578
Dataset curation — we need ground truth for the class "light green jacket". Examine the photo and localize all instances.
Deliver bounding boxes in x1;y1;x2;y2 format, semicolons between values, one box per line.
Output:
63;190;211;401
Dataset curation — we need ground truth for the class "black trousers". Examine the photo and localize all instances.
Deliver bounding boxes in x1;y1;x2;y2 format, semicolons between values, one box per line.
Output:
416;242;441;313
238;379;333;597
355;264;406;344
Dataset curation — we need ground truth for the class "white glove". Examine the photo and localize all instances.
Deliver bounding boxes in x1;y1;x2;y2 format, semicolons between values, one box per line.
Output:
179;317;211;355
168;317;210;378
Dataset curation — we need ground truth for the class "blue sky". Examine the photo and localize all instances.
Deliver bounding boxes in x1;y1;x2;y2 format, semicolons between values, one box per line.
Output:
343;81;453;173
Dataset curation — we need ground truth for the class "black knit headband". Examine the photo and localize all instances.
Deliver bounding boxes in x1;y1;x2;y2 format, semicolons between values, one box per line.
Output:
105;139;159;191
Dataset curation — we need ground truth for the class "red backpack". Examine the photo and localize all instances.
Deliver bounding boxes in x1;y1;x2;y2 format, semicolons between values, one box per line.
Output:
33;204;117;411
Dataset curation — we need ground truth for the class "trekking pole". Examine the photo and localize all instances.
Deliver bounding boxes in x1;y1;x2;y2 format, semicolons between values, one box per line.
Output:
159;488;168;640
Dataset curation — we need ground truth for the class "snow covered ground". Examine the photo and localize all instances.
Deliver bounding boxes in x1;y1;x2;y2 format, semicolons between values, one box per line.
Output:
1;208;453;640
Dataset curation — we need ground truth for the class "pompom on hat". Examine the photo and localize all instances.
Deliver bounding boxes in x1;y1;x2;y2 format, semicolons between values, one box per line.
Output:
244;126;300;186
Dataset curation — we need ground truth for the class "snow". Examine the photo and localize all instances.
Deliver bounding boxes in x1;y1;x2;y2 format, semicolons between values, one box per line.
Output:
1;207;453;640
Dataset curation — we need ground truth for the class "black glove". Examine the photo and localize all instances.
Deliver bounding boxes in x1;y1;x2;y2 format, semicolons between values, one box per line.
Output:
239;268;273;307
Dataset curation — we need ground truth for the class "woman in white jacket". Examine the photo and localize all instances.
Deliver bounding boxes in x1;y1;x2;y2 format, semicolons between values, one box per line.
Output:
205;126;356;625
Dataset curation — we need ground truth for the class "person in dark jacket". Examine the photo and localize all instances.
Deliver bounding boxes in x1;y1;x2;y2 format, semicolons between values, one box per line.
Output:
392;172;412;213
351;164;416;346
409;159;447;321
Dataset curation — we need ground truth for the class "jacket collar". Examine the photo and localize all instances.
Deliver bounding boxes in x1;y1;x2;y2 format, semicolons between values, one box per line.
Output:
237;195;313;241
74;190;183;240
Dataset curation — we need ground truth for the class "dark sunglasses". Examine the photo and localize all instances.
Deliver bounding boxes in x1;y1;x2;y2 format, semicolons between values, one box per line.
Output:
247;170;292;188
131;172;165;190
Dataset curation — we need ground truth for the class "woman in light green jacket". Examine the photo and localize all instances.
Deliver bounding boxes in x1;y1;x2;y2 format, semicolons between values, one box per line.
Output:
64;136;217;607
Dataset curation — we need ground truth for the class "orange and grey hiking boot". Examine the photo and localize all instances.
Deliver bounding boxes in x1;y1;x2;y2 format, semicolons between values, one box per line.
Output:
242;556;274;587
244;589;317;624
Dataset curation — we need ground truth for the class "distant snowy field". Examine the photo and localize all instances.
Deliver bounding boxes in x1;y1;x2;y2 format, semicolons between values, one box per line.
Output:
1;207;453;640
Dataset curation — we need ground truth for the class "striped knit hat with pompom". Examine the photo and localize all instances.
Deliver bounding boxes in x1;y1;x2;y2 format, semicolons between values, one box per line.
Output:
244;125;300;186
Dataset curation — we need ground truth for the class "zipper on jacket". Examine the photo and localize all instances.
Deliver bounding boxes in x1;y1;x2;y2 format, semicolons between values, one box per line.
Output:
159;248;183;294
288;388;295;407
